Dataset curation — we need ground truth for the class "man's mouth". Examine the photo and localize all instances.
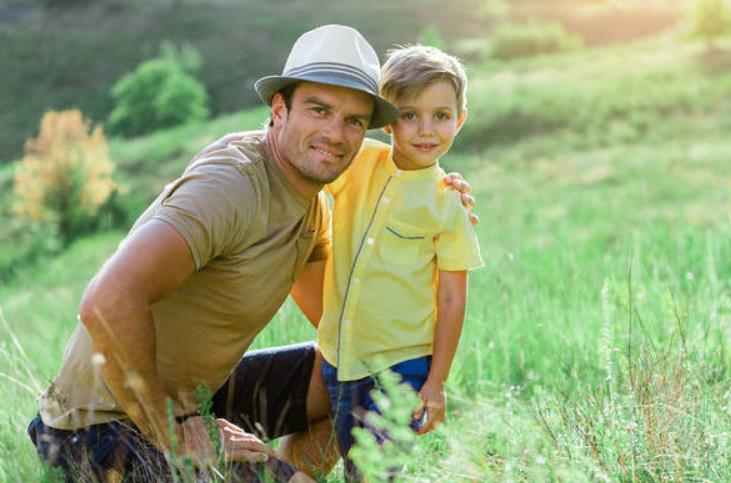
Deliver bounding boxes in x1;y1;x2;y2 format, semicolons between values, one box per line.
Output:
310;145;343;161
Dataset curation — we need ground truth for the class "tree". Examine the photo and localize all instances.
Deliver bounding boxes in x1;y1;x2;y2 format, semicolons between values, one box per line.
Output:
13;110;116;244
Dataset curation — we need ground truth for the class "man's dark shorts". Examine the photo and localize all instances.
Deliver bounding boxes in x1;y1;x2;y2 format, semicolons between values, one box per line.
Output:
28;342;316;482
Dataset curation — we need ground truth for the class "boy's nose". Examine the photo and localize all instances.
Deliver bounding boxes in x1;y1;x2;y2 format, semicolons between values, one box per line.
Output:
418;118;434;135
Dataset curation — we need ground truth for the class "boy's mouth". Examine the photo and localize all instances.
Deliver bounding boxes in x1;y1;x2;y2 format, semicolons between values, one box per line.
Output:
412;143;439;153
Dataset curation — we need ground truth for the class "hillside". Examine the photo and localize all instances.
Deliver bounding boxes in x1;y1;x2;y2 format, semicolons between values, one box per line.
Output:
1;23;731;481
0;0;682;162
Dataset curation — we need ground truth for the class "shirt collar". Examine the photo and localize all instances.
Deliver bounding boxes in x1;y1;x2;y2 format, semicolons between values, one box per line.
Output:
386;151;441;180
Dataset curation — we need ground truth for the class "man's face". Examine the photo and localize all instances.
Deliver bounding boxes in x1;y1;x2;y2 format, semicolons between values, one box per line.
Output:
271;81;374;186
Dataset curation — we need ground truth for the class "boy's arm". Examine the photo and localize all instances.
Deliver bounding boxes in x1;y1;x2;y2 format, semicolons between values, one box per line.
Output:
416;270;468;434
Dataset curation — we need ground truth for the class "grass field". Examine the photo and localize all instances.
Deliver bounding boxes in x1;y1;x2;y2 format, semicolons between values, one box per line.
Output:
1;32;731;480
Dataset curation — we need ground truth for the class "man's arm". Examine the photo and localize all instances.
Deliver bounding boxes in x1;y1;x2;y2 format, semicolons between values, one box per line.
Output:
80;219;276;466
414;270;468;434
78;219;195;448
289;260;326;328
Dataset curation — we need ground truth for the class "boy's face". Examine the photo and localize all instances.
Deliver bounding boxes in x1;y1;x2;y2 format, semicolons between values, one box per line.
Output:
385;80;467;171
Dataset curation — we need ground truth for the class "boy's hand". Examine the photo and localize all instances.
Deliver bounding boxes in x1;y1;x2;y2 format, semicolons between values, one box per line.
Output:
414;379;447;435
443;173;479;225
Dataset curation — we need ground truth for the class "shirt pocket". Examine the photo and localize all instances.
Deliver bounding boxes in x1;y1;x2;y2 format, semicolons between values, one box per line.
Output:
381;219;431;267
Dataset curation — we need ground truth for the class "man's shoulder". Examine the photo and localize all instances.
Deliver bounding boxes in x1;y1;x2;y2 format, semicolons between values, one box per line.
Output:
187;131;268;175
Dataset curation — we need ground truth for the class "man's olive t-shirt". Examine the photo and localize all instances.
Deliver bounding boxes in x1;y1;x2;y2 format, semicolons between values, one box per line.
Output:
38;132;331;429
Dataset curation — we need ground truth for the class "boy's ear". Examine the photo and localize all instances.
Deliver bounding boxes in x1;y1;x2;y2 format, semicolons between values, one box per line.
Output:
382;124;393;135
455;108;468;133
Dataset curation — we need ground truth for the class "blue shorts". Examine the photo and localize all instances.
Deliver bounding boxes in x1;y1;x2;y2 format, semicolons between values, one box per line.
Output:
320;355;431;479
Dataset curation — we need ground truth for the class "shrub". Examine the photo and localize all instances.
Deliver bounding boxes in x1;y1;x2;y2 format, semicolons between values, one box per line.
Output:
690;0;731;49
107;51;209;138
13;110;116;244
490;22;583;60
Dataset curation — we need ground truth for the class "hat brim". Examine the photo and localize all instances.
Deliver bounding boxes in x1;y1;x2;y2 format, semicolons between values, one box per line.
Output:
255;74;398;129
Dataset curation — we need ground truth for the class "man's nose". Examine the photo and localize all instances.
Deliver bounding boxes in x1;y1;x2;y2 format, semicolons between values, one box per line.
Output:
321;116;346;143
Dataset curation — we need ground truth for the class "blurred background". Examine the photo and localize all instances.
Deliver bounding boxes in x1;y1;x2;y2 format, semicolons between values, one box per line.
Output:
2;0;731;480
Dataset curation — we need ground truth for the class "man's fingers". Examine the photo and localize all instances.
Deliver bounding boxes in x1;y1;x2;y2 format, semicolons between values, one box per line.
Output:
460;193;475;208
224;435;275;456
224;448;270;463
469;212;479;226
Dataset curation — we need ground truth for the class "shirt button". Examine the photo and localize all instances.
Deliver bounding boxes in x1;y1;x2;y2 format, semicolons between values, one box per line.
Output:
344;319;351;326
353;278;360;285
395;170;402;177
367;237;374;245
382;196;389;204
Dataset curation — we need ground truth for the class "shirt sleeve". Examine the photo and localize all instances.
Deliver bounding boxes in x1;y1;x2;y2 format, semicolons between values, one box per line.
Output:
307;191;332;263
152;163;257;270
435;193;484;272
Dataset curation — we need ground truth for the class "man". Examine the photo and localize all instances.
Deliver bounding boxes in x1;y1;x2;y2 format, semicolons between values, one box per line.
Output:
28;25;399;482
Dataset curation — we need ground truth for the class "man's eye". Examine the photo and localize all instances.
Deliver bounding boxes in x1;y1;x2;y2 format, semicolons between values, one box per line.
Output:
311;107;326;116
348;118;365;129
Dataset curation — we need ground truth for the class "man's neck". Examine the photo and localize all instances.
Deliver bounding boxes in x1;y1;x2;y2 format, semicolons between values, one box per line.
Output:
264;128;322;199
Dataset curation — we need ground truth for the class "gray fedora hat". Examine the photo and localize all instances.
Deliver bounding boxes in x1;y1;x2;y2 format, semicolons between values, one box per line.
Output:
255;24;398;129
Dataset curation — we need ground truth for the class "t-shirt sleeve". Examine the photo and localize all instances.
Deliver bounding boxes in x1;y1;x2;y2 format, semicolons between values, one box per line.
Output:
308;192;332;263
152;163;257;270
435;194;484;272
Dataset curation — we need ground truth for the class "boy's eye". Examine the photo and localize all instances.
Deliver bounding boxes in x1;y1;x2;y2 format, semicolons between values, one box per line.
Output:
435;111;451;121
400;111;416;121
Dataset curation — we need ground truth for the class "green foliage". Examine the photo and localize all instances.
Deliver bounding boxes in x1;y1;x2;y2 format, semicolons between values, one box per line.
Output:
349;368;420;481
691;0;731;48
107;53;209;138
0;217;60;282
457;42;731;150
418;25;447;50
489;21;583;60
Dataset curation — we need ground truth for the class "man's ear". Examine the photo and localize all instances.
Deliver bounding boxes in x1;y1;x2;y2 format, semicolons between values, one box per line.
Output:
271;93;287;126
456;108;468;133
382;124;393;135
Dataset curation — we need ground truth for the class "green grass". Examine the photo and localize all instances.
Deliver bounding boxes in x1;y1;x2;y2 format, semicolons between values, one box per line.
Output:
2;32;731;481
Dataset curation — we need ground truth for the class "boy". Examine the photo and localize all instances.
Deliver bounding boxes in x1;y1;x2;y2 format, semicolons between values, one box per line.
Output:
317;45;483;479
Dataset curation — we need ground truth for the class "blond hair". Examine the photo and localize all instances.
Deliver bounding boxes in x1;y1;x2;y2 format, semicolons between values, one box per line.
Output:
380;45;467;114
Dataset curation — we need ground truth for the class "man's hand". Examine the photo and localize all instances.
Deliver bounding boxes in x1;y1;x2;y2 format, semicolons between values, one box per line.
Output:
177;416;274;466
443;173;478;225
413;379;447;435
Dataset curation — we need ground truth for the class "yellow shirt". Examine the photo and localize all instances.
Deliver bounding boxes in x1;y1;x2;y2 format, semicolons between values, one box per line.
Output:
318;139;483;381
